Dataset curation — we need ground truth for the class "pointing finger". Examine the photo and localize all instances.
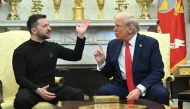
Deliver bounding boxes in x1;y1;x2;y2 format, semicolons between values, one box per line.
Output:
98;43;103;51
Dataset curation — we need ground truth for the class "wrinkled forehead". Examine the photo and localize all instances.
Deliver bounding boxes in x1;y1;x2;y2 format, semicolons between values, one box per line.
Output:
115;18;126;25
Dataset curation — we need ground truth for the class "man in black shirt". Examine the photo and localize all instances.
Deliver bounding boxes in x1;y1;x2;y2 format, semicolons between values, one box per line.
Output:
12;14;90;109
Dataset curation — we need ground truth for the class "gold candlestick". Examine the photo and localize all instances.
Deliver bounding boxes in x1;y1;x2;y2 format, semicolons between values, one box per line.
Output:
4;0;22;20
72;0;84;20
53;0;62;20
96;0;106;19
136;0;153;19
115;0;129;12
31;0;43;14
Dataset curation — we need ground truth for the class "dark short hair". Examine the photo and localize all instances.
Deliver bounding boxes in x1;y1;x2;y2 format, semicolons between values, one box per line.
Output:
27;14;46;34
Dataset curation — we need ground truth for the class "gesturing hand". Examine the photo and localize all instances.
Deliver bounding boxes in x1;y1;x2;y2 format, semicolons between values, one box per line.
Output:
35;85;56;100
76;18;90;39
94;43;106;66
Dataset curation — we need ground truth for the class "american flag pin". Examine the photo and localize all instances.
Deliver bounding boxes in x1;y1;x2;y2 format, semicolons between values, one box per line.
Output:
139;44;142;47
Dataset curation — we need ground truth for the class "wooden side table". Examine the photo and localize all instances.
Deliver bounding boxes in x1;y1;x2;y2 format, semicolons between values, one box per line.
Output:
178;64;190;109
178;64;190;76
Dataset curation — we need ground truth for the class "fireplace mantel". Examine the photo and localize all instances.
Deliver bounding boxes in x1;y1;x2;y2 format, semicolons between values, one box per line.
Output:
0;19;158;30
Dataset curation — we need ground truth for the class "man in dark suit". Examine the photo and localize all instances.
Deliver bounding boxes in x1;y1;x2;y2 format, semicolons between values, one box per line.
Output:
94;12;169;105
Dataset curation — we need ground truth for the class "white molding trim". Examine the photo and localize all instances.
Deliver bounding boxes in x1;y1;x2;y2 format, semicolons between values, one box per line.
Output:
0;19;158;28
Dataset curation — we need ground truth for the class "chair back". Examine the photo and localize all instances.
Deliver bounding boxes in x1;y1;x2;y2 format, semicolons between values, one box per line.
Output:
139;32;170;87
0;30;30;98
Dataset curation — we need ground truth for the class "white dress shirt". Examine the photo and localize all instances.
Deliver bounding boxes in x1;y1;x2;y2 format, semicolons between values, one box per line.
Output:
97;33;146;96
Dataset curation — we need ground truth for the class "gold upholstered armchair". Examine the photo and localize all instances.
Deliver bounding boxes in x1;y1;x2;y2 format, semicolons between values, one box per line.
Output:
0;30;64;109
139;32;175;107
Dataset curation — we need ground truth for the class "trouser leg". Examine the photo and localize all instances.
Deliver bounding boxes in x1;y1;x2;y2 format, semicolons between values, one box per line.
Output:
14;88;41;109
145;84;169;106
97;82;129;100
14;86;84;109
48;86;84;104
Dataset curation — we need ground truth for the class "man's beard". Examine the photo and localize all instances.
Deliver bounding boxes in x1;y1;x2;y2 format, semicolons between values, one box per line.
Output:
37;32;50;40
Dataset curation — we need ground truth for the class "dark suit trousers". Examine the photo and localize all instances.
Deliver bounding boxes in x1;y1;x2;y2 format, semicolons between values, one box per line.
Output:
14;86;84;109
98;80;169;105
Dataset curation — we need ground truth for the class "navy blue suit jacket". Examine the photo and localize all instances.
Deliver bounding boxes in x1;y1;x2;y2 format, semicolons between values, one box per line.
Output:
101;33;164;90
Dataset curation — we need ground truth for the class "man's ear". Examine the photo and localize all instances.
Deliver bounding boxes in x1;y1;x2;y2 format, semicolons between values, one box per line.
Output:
31;28;37;34
128;27;133;33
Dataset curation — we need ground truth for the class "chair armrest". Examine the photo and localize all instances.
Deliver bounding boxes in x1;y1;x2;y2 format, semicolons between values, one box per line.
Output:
0;80;3;103
165;75;175;103
55;77;65;86
106;77;113;82
166;75;175;90
166;75;175;82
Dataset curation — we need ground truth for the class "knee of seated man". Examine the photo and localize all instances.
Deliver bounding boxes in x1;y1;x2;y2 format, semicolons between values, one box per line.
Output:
75;89;83;95
14;95;33;105
72;89;84;100
152;87;169;98
97;86;110;95
154;88;170;105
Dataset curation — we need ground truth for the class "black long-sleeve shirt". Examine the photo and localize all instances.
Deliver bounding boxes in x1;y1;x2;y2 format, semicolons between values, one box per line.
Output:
12;37;85;91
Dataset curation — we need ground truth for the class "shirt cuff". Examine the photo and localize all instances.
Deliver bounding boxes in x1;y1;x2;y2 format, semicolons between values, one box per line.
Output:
136;84;146;96
97;61;106;71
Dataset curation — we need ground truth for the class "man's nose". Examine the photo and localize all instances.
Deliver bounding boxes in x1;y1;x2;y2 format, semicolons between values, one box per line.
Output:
113;26;117;31
48;26;51;30
113;26;116;31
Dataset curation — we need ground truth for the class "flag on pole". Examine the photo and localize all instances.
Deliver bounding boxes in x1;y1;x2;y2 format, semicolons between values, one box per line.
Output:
158;0;187;73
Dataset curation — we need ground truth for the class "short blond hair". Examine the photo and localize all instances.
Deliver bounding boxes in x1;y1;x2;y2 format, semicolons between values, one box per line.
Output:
114;12;140;33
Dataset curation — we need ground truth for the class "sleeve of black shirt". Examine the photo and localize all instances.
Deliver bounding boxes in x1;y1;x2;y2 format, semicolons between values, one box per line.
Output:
12;49;38;91
58;36;86;61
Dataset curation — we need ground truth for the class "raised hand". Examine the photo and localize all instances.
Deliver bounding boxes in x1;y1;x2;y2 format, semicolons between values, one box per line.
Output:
94;43;106;66
35;85;56;100
76;18;90;39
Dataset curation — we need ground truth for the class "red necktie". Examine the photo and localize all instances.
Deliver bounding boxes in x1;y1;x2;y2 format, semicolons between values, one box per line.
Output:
125;42;135;92
127;100;134;109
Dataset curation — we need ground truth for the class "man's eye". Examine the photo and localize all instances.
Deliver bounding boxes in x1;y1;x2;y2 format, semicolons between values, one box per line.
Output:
43;25;47;27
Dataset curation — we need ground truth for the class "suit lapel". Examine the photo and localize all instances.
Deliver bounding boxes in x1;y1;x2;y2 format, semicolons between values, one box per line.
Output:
113;41;123;60
132;33;144;73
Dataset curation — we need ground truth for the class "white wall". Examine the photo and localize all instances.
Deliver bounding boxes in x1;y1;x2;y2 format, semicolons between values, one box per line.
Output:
0;0;158;20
